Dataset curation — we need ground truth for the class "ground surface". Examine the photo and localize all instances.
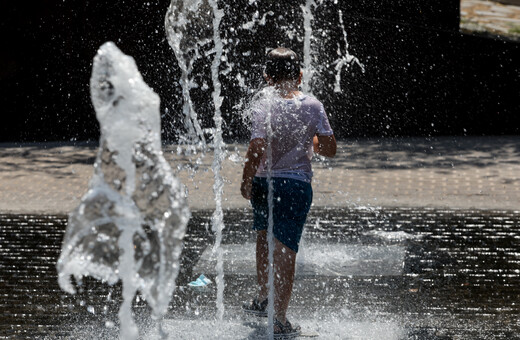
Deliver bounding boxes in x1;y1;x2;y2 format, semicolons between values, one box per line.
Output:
1;136;519;339
1;209;519;339
1;136;519;214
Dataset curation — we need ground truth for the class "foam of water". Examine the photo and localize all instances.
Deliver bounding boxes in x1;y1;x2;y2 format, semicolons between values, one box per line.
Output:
56;42;190;339
136;316;405;340
365;230;423;241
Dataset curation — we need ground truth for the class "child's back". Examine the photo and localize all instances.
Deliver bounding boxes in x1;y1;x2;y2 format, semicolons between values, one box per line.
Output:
252;94;333;183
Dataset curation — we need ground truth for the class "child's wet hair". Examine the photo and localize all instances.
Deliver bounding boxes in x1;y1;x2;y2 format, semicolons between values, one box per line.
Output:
264;47;301;83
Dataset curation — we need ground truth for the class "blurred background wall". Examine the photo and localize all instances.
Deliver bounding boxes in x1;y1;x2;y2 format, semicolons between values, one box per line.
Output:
0;0;518;142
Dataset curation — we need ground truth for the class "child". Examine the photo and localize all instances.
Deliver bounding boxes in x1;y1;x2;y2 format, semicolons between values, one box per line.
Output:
241;47;336;337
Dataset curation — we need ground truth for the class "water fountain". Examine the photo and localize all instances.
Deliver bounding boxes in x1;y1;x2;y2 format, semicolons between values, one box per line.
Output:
36;1;520;340
165;0;228;323
53;0;367;338
0;1;518;339
56;42;190;339
162;1;364;338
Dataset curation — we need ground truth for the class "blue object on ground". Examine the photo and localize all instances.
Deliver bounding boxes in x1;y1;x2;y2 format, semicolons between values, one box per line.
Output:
188;274;212;288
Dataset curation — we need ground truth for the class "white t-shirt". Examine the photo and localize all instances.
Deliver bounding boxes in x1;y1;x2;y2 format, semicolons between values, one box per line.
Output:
251;94;334;183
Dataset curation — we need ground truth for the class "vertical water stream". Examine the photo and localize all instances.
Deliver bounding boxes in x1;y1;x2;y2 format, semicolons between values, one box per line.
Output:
160;1;363;336
165;0;228;321
207;0;227;321
55;1;364;338
165;1;210;147
265;99;275;340
301;0;316;95
334;9;364;92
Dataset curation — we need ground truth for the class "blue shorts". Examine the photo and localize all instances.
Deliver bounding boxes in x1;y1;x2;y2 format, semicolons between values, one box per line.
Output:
251;177;313;253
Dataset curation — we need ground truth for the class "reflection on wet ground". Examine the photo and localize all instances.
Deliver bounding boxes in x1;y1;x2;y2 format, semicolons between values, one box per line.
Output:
1;208;519;339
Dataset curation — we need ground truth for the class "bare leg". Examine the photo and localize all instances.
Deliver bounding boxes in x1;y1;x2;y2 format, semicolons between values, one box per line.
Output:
257;231;297;324
273;238;297;324
256;230;269;301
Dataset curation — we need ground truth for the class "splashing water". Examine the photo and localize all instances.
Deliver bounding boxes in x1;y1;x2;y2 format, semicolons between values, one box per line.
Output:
300;0;365;96
264;90;277;340
165;0;228;321
245;87;295;339
162;0;363;335
56;42;190;340
165;0;211;147
51;1;363;338
301;0;317;95
334;9;365;93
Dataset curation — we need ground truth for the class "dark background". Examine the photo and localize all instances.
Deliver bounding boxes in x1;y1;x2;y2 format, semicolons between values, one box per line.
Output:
1;0;519;142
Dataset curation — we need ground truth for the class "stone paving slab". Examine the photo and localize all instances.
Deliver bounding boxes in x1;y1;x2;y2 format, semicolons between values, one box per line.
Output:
461;0;520;38
0;136;519;214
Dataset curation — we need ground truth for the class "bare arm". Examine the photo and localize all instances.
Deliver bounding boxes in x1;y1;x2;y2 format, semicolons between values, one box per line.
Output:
313;134;337;158
241;138;266;199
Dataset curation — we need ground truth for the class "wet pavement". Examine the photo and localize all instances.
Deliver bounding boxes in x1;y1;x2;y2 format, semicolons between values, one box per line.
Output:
1;208;520;339
1;136;520;339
